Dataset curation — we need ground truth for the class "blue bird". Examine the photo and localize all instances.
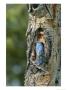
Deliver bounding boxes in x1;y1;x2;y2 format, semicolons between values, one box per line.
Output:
35;42;45;65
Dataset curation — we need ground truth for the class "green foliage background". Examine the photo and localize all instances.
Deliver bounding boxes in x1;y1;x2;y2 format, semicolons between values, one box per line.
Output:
6;4;28;86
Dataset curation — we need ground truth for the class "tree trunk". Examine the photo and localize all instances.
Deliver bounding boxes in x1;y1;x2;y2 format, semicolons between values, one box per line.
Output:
24;4;61;86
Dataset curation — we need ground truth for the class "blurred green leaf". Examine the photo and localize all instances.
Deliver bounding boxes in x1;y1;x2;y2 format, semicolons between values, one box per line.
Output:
6;4;28;86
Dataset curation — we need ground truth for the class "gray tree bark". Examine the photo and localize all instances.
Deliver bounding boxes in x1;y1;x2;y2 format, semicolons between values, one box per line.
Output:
24;4;61;86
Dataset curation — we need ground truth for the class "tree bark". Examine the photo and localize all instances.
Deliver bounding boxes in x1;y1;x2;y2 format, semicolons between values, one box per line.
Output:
24;4;61;86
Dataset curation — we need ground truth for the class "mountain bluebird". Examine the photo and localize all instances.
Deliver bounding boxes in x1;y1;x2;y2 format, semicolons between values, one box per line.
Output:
35;42;45;65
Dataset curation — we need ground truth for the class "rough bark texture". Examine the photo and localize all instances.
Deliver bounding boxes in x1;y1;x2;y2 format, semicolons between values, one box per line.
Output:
24;4;61;86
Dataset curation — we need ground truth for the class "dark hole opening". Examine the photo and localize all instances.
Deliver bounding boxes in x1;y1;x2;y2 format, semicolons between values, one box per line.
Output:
32;4;39;9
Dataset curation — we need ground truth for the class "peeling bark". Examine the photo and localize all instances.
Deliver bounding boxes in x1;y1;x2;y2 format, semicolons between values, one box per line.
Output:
24;4;61;86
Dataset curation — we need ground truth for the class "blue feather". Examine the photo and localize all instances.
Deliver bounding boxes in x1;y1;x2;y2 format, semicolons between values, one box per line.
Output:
35;42;45;65
36;42;44;55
